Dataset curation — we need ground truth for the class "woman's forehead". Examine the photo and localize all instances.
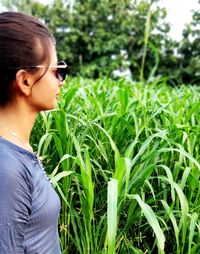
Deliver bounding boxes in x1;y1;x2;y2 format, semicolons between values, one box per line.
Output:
50;46;58;65
35;38;57;65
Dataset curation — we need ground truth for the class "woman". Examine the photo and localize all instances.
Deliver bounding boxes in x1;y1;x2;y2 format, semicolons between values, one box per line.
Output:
0;12;67;253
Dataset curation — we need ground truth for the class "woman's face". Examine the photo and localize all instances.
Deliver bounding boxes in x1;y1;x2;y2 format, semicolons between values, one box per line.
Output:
27;43;64;112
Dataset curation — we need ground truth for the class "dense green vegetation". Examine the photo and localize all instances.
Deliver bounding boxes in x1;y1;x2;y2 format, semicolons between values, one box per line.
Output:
31;78;200;253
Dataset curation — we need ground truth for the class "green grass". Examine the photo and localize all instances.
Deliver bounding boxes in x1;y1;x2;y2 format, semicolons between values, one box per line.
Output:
31;77;200;254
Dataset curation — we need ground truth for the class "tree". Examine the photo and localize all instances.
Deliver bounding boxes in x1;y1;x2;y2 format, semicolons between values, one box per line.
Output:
176;0;200;84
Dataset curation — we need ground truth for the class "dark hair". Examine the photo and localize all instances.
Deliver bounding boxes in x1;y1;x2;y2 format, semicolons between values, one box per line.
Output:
0;12;55;106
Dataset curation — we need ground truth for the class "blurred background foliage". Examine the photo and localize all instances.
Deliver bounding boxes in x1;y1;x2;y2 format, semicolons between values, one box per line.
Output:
1;0;200;84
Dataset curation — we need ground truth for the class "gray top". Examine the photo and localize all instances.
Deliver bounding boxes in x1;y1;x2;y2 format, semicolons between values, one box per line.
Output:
0;137;61;254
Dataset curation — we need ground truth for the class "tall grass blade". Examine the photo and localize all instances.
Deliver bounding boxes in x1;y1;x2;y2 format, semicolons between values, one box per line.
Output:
128;194;165;253
107;179;118;254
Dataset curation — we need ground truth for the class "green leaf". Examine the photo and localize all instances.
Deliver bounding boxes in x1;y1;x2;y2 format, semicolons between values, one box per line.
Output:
128;194;165;252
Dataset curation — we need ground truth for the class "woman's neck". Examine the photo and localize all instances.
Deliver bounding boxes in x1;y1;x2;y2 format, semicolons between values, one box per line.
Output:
0;103;37;152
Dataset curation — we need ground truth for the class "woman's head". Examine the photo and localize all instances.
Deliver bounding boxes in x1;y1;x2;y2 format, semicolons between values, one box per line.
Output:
0;11;55;106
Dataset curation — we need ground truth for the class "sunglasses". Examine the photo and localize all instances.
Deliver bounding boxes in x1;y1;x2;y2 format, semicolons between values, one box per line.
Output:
36;60;68;82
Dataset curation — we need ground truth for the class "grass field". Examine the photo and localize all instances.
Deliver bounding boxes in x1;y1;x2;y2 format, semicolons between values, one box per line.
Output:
31;77;200;254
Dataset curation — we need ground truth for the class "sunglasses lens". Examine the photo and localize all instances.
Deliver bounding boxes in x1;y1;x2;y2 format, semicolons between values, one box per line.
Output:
56;70;64;82
56;61;67;82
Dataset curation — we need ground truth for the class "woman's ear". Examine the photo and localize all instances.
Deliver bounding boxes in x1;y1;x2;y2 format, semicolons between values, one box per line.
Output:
15;70;33;96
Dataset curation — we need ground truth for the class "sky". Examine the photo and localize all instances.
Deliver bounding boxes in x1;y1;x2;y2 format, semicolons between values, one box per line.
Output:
160;0;199;41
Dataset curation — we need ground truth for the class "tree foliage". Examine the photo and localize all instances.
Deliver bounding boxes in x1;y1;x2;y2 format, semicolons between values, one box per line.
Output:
177;1;200;84
46;0;173;80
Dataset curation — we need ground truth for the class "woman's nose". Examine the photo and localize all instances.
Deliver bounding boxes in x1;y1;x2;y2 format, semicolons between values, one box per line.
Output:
58;80;65;87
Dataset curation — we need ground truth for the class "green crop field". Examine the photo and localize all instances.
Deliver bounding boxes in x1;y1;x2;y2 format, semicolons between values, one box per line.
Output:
31;77;200;254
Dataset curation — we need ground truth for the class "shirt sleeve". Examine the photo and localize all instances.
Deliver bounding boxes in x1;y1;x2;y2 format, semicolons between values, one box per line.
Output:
0;159;32;254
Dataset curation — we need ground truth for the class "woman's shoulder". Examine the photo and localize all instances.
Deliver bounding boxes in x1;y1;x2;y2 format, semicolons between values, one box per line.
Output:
0;138;34;179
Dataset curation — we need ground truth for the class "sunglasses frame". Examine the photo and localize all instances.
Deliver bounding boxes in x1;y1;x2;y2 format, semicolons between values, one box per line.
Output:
36;60;68;82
